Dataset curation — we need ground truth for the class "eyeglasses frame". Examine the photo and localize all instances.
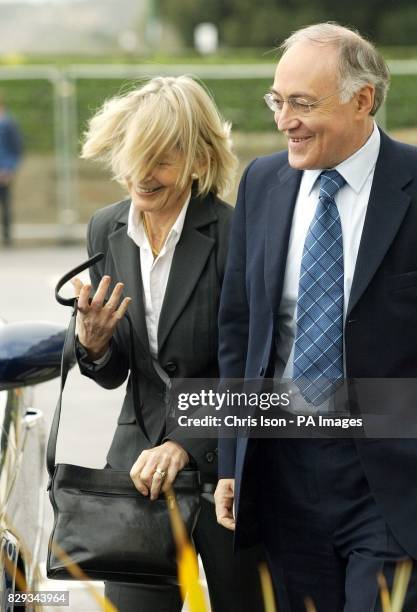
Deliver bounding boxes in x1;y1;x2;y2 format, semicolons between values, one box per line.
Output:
263;89;345;114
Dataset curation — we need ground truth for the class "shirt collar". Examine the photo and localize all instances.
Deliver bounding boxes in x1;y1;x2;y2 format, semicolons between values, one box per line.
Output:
303;121;381;196
127;191;191;254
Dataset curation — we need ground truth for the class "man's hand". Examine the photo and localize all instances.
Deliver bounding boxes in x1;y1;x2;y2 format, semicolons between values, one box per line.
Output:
130;441;190;501
214;478;235;531
71;275;131;361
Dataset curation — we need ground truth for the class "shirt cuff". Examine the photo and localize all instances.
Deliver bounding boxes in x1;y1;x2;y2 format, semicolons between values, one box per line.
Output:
75;336;112;368
92;348;112;366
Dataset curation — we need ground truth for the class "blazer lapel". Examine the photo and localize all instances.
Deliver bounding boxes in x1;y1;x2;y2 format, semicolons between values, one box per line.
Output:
157;194;217;352
347;132;412;316
108;212;150;355
265;163;302;313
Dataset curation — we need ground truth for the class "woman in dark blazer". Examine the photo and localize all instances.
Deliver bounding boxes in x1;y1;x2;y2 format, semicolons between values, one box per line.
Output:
72;76;263;612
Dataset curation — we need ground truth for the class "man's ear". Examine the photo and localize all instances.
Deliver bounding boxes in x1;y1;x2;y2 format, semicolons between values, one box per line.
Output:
355;85;375;117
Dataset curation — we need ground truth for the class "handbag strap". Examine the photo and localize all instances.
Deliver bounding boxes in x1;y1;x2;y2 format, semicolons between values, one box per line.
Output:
46;253;146;480
54;252;104;307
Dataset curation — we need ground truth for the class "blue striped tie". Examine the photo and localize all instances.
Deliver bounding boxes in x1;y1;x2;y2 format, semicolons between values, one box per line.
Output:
293;169;346;406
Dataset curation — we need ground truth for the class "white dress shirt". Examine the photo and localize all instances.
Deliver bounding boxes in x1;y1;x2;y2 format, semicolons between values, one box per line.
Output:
127;193;191;357
275;123;381;400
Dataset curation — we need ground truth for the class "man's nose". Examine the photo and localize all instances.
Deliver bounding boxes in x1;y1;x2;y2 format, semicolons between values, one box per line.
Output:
275;103;301;132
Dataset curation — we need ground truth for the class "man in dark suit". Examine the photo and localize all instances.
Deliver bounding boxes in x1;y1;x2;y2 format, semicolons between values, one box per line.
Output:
215;23;417;611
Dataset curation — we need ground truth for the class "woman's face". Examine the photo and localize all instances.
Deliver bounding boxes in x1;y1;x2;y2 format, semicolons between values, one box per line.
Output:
126;151;191;216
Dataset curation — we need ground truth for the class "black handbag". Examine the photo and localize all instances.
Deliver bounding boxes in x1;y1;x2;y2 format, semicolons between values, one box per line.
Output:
46;253;201;584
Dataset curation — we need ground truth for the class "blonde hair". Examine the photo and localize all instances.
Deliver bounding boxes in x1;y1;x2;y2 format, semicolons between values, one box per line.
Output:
81;75;237;197
281;22;390;115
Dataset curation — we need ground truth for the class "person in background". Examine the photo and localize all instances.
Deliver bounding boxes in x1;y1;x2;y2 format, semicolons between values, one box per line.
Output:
72;75;264;612
0;91;23;247
215;22;417;612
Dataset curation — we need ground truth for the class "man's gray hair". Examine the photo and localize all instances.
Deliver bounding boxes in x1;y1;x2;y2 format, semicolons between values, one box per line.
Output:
280;22;390;115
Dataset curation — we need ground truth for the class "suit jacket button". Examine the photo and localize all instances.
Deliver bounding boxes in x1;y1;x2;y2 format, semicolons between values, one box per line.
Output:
164;361;177;374
205;451;215;463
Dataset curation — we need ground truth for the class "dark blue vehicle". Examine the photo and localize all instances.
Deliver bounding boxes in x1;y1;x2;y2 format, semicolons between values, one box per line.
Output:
0;320;65;611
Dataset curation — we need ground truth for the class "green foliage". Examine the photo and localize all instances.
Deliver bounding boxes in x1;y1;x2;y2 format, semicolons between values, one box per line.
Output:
200;78;273;132
0;80;54;151
157;0;417;48
377;7;417;46
219;1;323;48
387;74;417;129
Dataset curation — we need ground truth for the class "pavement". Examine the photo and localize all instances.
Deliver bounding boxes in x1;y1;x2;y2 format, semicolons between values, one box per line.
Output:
1;245;210;612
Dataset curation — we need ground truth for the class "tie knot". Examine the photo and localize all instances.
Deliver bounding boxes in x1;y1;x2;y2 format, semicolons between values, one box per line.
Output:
319;170;346;201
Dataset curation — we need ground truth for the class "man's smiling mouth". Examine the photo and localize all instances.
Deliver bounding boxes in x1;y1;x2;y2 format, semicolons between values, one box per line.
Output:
288;136;312;143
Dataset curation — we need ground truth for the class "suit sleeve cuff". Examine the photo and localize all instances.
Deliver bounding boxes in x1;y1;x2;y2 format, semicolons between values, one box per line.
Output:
76;337;112;370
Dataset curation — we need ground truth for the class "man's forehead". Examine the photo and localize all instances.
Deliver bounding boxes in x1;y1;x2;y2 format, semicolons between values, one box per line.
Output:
273;42;339;94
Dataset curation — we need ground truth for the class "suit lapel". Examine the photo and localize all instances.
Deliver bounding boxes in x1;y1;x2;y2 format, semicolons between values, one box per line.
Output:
347;131;412;316
108;215;150;355
265;163;302;313
157;194;217;352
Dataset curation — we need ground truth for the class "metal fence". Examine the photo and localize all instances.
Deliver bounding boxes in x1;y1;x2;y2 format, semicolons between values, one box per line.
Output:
1;60;416;240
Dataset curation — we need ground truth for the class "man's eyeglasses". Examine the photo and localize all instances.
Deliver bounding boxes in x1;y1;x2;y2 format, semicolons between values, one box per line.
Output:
263;90;343;115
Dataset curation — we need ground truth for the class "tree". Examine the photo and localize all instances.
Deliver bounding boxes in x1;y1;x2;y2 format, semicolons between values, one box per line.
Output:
158;0;417;49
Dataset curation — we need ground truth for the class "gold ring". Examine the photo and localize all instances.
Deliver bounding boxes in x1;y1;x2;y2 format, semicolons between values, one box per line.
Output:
154;468;166;480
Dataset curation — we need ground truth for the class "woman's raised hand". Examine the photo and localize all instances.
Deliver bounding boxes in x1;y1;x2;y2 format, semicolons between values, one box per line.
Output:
71;275;131;361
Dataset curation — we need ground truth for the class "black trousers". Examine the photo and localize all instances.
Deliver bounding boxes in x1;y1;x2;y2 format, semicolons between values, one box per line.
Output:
105;496;264;612
0;184;11;245
258;438;417;612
